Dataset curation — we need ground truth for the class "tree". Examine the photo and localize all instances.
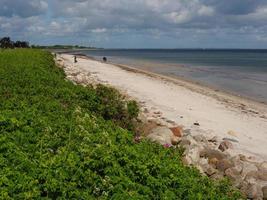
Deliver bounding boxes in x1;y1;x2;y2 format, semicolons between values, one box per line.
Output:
0;37;30;49
14;41;29;48
0;37;14;48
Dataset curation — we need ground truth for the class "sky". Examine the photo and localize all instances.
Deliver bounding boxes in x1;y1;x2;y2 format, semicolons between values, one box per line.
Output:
1;0;267;48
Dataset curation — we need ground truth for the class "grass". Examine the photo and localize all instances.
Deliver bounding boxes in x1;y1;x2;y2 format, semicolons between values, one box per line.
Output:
0;49;242;199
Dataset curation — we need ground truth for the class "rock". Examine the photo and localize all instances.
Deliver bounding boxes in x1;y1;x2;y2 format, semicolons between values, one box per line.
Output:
171;135;181;145
138;120;158;136
193;135;207;143
216;159;234;172
258;169;267;181
208;136;219;144
182;157;190;165
262;186;267;200
148;118;165;126
210;173;224;180
230;156;244;173
225;167;241;181
154;111;162;115
241;162;258;177
218;140;233;152
170;126;183;137
259;161;267;171
184;145;201;165
222;137;239;143
178;138;191;147
143;108;149;113
183;129;191;136
197;158;209;173
200;148;227;160
245;171;258;184
239;154;247;161
208;157;219;167
225;167;244;188
246;184;263;199
137;113;147;123
205;166;218;176
147;126;173;145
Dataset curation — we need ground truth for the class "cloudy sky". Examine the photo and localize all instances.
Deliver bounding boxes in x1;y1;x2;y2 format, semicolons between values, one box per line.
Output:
1;0;267;48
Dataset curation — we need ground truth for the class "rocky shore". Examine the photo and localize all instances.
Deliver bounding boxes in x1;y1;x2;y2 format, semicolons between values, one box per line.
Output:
56;53;267;199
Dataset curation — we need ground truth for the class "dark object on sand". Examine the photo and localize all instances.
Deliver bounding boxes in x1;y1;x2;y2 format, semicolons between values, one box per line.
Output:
74;56;77;63
103;57;107;62
194;122;200;126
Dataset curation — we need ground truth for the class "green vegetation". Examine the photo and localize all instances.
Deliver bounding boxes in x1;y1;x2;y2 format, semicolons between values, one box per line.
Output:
0;37;29;49
32;45;100;50
0;49;241;199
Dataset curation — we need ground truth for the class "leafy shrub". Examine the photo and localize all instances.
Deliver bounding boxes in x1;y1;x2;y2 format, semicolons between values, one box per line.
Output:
0;49;242;199
95;85;139;130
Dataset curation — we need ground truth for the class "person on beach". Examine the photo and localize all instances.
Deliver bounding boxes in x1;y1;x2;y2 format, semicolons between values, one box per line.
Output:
74;56;77;63
103;57;107;62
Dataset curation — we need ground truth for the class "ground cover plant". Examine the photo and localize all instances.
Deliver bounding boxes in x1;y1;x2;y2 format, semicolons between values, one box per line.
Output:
0;49;242;199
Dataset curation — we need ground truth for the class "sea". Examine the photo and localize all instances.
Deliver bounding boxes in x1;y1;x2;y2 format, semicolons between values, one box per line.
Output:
75;49;267;103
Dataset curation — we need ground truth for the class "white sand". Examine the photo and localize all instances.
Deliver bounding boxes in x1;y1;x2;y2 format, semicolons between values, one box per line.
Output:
59;54;267;160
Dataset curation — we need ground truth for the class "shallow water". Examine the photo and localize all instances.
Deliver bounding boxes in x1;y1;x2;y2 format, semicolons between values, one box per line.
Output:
77;49;267;103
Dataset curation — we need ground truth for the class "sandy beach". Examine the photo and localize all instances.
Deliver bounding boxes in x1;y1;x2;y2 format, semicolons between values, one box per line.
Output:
58;53;267;161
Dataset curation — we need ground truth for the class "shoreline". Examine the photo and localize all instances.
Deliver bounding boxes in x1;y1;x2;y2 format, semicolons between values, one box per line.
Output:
58;53;267;161
64;52;267;108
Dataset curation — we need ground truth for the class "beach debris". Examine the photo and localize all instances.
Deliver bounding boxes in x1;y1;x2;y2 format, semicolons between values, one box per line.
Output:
222;137;239;143
194;122;200;126
166;119;176;124
218;140;233;152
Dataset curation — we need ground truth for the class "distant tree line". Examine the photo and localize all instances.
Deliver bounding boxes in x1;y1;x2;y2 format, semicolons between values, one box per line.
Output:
0;37;30;49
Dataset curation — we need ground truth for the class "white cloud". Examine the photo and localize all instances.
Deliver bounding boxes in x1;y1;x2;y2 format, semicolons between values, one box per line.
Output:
1;0;267;47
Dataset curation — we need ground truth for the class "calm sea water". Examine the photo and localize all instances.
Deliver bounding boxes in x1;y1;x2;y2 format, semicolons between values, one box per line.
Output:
77;49;267;103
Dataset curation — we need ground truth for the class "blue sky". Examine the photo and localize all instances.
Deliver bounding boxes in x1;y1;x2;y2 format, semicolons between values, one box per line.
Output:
1;0;267;48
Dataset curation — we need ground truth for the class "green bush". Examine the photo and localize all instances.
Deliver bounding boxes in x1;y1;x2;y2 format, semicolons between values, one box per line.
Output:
0;49;242;199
